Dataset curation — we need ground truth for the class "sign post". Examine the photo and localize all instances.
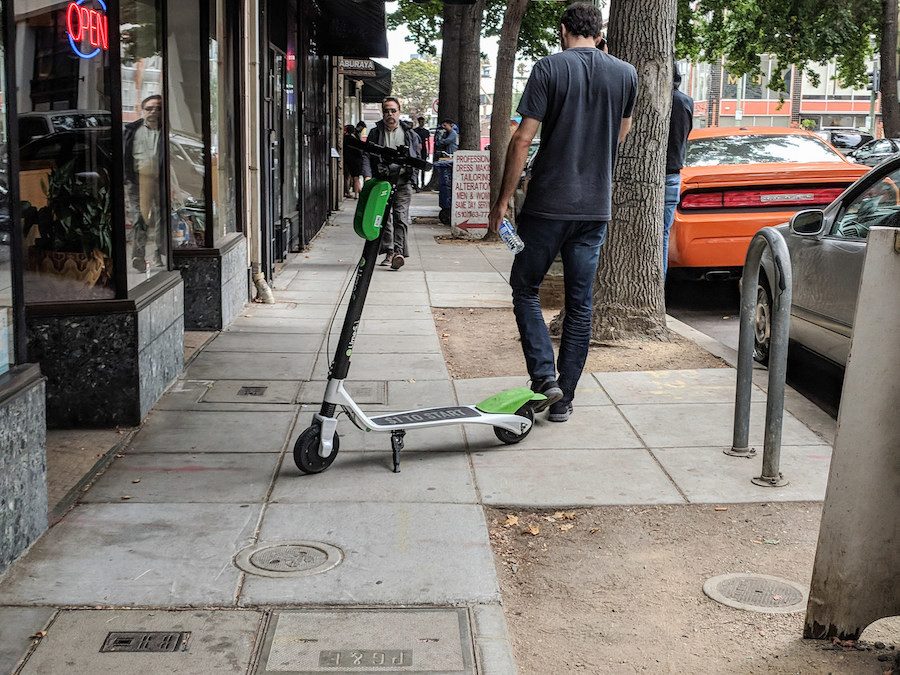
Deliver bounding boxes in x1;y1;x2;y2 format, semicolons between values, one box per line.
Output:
450;150;490;239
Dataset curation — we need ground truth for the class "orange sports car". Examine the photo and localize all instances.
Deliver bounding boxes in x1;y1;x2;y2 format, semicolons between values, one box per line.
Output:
669;127;870;279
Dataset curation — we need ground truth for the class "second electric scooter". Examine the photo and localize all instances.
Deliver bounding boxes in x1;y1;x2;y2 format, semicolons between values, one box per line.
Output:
294;137;545;474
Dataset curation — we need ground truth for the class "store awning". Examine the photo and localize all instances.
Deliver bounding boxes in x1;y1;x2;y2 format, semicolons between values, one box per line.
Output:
319;0;388;59
359;61;392;103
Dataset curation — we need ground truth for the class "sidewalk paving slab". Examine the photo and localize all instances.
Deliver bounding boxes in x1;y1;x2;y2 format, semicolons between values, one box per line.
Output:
296;417;468;454
228;317;330;333
202;380;302;405
0;504;260;606
0;607;55;675
464;406;644;451
618;401;828;448
349;332;443;354
239;503;500;606
311;352;450;381
453;375;613;407
80;452;280;504
297;379;456;410
130;410;296;453
184;352;317;381
594;368;767;405
357;319;438;336
204;332;324;354
652;445;833;502
271;450;477;504
471;448;685;507
18;609;262;675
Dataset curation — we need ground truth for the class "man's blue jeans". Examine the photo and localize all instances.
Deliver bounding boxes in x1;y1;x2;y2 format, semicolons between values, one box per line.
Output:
510;215;607;404
662;173;682;277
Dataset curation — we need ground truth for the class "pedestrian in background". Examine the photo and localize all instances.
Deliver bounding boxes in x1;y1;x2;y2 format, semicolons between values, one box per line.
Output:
361;96;421;270
343;124;363;199
435;119;459;157
488;2;637;423
413;116;431;190
663;63;693;278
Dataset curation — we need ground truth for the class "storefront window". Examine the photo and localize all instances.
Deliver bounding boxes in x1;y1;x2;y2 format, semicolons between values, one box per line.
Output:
0;0;13;373
167;0;206;248
17;0;115;302
209;0;238;243
121;0;166;288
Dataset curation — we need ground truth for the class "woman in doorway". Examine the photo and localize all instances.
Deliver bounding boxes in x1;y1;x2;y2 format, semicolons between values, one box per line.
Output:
343;124;363;199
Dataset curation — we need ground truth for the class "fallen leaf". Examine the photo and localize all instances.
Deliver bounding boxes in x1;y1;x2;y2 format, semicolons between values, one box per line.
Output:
502;515;519;528
559;523;575;532
523;524;540;536
773;594;783;601
590;528;601;534
763;538;780;545
29;631;47;640
121;495;132;501
131;479;141;484
714;507;728;512
562;511;576;520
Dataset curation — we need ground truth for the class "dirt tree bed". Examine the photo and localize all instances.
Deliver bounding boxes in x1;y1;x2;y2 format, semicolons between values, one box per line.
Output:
434;307;726;380
488;503;899;674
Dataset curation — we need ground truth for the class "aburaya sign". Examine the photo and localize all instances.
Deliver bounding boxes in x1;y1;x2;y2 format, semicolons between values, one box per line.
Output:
66;0;109;60
340;58;377;78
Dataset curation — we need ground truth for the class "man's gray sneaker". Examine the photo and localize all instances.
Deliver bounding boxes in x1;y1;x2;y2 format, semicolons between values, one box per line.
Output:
548;400;574;422
531;378;563;412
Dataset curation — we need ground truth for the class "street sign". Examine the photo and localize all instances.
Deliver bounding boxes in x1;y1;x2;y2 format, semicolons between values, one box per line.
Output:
340;58;377;78
432;98;439;113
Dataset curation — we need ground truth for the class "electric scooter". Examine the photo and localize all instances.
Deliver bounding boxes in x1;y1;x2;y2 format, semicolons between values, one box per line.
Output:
293;137;545;474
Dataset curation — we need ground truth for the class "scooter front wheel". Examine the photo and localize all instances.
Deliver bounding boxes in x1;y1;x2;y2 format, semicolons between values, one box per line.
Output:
294;424;340;474
494;405;534;445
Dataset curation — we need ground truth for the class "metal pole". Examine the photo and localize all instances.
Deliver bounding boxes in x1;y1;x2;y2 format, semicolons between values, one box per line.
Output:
868;61;880;136
727;227;792;488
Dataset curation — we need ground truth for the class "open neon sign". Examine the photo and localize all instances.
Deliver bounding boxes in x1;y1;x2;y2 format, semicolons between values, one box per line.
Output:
66;0;109;59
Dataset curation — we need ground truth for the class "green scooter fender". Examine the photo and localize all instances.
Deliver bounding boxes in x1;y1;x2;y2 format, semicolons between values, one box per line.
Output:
475;387;546;415
354;179;392;241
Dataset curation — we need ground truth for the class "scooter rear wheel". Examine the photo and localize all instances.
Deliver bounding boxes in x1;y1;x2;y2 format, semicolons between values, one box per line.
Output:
294;424;340;474
494;405;534;445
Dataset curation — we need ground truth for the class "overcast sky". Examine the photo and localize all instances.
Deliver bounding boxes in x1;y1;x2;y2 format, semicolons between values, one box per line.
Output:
375;2;500;69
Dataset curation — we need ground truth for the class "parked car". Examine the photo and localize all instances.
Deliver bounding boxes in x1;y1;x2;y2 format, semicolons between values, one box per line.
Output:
669;127;870;280
845;138;900;167
18;110;112;144
814;127;874;150
754;154;900;367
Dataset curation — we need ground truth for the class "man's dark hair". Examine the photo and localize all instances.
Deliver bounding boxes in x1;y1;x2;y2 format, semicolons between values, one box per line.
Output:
382;96;401;110
441;118;454;125
561;2;603;38
417;116;426;122
141;94;162;109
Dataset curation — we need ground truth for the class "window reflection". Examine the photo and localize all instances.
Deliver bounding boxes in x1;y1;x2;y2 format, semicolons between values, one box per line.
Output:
121;0;167;286
209;0;238;243
686;134;845;167
17;1;115;302
0;0;12;372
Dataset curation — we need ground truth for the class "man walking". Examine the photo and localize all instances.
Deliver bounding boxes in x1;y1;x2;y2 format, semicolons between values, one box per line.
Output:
413;116;431;190
663;64;693;278
361;97;421;270
488;2;637;422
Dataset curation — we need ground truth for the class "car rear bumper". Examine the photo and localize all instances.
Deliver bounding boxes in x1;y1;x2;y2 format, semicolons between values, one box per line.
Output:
668;210;794;269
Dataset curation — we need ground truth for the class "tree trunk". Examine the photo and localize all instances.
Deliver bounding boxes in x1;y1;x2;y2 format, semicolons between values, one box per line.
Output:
880;0;900;138
438;4;462;127
591;0;676;341
486;0;530;241
457;0;487;151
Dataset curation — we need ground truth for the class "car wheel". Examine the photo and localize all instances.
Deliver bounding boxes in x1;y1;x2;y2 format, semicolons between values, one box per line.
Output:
753;276;772;365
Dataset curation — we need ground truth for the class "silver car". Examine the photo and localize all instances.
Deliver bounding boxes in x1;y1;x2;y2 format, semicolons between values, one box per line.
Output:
755;154;900;367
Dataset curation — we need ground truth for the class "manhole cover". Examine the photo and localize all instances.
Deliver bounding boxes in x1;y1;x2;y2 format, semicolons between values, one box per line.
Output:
703;573;808;614
235;541;343;578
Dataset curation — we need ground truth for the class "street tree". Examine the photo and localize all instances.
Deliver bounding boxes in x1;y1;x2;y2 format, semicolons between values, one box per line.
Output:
591;0;677;341
392;58;440;119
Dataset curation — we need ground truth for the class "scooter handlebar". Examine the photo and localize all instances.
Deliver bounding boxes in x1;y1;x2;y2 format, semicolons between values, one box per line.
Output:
345;135;433;172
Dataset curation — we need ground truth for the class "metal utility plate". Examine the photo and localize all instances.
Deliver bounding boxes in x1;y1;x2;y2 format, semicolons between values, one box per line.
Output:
703;573;808;614
202;381;302;404
256;609;474;674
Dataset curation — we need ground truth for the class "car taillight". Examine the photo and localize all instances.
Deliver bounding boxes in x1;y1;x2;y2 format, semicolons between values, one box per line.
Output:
723;187;845;208
680;192;724;209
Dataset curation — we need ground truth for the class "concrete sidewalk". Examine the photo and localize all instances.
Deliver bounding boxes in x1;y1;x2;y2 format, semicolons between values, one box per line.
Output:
0;193;836;674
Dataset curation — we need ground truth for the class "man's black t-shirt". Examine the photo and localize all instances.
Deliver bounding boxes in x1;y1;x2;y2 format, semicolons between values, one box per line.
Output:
666;88;694;175
414;126;430;159
517;47;637;221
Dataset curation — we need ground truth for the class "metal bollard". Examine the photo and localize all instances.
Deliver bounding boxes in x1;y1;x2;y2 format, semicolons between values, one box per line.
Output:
725;227;791;488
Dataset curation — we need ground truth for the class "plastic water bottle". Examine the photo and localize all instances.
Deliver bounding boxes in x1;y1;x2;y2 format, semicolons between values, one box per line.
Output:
498;218;525;254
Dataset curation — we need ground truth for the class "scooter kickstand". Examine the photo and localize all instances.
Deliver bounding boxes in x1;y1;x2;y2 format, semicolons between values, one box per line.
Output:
390;431;406;473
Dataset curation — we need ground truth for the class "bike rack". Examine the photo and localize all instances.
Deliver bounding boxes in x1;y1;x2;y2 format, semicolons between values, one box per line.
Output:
725;227;792;488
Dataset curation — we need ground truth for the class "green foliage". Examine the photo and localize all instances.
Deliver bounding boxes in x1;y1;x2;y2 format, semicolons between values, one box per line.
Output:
35;161;113;256
392;58;441;116
676;0;880;93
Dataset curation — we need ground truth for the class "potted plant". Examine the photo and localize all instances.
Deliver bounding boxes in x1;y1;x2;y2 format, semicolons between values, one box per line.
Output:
24;160;113;292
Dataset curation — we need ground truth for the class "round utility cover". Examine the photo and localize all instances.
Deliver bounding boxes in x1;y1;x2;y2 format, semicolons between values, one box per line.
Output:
703;573;808;614
234;541;343;578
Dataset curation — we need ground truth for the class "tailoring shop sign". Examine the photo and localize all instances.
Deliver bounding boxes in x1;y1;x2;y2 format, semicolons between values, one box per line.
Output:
66;0;109;59
451;150;490;237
